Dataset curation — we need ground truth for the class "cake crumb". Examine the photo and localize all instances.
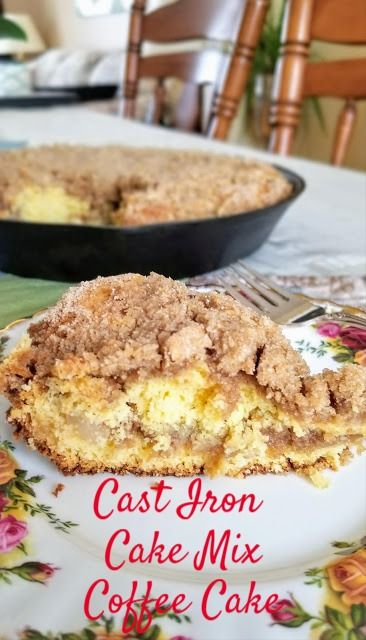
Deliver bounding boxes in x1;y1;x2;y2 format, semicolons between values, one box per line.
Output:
308;471;330;489
52;483;65;497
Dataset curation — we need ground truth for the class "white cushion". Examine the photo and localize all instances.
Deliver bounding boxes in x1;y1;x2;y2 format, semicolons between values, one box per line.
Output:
31;49;123;87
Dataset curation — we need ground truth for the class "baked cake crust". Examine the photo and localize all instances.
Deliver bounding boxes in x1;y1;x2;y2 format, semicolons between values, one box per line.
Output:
0;274;365;480
0;145;292;226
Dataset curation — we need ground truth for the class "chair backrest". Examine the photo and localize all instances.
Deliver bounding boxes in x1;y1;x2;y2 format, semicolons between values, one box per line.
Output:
123;0;269;139
268;0;366;165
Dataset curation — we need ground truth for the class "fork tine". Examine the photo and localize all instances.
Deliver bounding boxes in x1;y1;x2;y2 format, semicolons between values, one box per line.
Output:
214;276;262;313
235;283;275;313
217;274;273;313
227;266;282;307
235;261;291;301
227;285;265;312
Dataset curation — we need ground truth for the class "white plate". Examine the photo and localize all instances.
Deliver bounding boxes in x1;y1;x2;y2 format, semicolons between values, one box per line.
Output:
0;317;365;640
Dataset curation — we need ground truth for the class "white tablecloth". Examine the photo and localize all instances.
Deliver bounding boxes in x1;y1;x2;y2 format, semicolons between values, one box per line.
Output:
1;107;365;277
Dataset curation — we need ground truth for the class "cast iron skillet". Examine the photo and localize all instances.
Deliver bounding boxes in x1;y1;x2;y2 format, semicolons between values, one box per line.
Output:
0;166;305;282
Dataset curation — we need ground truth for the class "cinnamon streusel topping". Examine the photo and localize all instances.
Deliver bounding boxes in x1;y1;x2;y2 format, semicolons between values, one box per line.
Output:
5;273;365;421
0;145;292;226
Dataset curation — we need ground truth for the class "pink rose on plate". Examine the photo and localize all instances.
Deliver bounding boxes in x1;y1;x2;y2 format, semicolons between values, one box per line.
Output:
0;515;28;552
340;326;366;350
270;598;297;623
270;596;311;627
317;322;341;338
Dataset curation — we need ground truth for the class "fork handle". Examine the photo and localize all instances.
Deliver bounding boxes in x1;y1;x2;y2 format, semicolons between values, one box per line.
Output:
295;311;366;328
322;312;366;328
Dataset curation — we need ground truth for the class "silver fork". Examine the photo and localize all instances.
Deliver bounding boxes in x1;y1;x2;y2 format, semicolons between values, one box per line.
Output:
189;262;366;327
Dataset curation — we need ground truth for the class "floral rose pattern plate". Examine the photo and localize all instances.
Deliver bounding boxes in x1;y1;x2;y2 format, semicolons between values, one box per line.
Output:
0;317;365;640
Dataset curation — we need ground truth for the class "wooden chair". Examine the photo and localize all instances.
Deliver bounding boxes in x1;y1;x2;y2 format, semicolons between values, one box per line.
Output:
123;0;269;140
268;0;366;166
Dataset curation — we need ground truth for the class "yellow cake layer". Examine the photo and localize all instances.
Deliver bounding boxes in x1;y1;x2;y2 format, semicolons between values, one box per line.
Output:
9;365;365;477
11;185;91;224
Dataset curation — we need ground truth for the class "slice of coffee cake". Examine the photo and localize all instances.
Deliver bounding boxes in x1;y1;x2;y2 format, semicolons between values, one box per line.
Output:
0;274;365;479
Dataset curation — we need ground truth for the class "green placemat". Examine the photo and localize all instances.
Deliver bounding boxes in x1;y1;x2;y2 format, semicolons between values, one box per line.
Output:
0;275;70;329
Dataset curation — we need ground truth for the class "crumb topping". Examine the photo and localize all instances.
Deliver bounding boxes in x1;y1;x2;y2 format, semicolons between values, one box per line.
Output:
52;483;64;497
2;273;365;421
0;145;292;226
